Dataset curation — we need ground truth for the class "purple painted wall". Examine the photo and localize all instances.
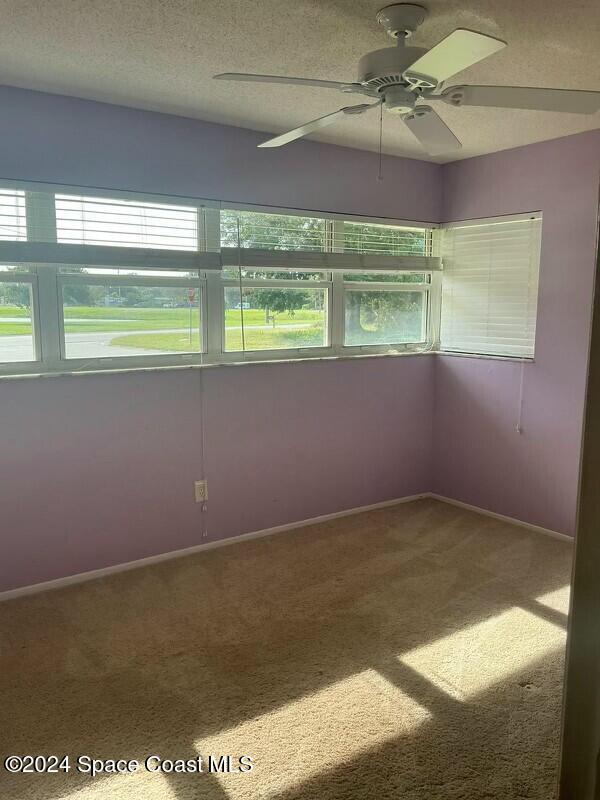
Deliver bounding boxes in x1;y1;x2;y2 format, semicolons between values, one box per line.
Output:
0;85;441;222
0;358;434;593
433;130;600;536
0;87;438;593
0;85;597;593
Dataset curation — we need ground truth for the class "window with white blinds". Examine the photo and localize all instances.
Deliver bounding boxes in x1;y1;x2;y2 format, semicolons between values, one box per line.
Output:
440;214;542;358
0;189;27;241
55;194;200;250
0;181;438;374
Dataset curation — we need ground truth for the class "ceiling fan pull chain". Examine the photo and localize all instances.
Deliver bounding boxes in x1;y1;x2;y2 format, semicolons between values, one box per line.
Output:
377;102;384;182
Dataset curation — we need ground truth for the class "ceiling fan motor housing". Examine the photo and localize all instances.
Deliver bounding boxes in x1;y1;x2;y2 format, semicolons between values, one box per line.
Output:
357;46;427;95
383;85;418;113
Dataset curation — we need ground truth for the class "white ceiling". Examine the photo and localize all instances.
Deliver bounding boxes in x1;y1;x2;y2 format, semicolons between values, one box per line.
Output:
0;0;598;162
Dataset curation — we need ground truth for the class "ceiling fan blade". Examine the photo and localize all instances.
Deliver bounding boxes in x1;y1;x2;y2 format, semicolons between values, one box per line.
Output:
258;104;376;148
440;85;600;114
403;29;506;86
214;73;359;92
402;106;461;156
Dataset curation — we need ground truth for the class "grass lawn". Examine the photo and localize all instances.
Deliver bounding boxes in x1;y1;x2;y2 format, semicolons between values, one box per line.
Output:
0;322;33;334
0;305;325;338
110;325;325;352
0;307;29;318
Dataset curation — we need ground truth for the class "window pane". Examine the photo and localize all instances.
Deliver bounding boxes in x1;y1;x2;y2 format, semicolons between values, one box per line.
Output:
55;195;198;250
62;284;202;359
0;281;35;362
224;286;327;351
343;271;428;283
221;210;327;251
59;265;196;278
0;263;31;273
221;267;327;281
344;290;425;346
343;222;427;255
0;190;27;241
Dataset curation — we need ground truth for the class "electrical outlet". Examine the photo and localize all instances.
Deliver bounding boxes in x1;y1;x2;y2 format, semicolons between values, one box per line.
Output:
194;480;208;503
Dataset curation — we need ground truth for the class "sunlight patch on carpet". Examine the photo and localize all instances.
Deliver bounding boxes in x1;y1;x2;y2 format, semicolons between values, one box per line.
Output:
193;668;431;798
535;585;570;613
399;606;566;700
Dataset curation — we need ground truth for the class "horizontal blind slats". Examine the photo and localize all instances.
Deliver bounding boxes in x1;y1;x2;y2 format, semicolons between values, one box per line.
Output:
440;216;541;358
0;189;27;242
55;194;200;251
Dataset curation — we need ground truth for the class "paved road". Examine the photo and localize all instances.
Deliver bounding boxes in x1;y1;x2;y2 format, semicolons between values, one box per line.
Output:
1;323;314;362
0;328;179;361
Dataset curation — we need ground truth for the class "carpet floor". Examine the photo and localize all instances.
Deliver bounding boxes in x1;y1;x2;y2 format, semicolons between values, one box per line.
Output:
0;498;572;800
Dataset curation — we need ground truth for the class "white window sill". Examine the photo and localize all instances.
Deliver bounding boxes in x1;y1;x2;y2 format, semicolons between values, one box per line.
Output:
0;348;435;381
435;351;535;364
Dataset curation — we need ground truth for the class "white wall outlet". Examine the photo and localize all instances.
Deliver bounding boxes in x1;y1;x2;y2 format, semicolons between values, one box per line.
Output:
194;480;208;503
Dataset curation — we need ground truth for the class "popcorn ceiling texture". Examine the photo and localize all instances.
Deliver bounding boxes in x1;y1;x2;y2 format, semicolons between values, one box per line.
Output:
0;0;598;161
0;499;572;799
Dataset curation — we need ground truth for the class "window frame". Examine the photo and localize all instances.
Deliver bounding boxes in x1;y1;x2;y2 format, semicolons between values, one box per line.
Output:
0;267;42;368
56;269;207;366
220;270;332;357
0;183;440;375
342;278;431;350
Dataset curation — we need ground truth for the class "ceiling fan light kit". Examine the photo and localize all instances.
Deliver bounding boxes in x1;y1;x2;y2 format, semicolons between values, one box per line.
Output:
214;2;600;156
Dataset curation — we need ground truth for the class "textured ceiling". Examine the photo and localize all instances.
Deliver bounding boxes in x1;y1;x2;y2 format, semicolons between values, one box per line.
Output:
0;0;598;162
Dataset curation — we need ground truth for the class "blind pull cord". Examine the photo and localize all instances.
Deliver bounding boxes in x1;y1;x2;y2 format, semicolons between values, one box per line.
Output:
236;217;246;352
516;360;526;434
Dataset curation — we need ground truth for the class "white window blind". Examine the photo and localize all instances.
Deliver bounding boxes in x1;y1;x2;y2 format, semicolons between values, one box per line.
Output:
55;194;199;250
0;189;27;241
342;221;429;256
219;208;439;271
440;214;542;358
220;209;327;251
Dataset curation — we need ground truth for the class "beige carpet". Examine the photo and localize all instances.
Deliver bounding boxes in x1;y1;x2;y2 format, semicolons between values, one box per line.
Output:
0;498;572;800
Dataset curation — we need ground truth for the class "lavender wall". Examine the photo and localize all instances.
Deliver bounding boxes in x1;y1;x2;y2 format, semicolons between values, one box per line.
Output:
433;130;600;536
0;85;441;222
0;85;597;593
0;358;434;593
0;87;439;593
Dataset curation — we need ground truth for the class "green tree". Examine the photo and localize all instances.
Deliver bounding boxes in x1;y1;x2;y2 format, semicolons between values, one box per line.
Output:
222;212;427;341
252;288;309;326
62;267;97;306
221;210;324;320
2;282;30;307
220;210;325;252
63;283;95;305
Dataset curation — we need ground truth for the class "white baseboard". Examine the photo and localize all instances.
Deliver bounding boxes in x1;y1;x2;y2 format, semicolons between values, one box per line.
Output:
427;493;573;543
0;493;427;603
1;491;572;602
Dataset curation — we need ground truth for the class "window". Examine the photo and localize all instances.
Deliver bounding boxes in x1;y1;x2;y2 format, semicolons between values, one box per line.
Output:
221;209;327;251
55;195;199;250
0;184;438;374
0;271;36;362
60;275;203;360
222;269;329;353
440;214;542;358
0;190;27;241
3;185;544;372
343;273;429;347
342;222;428;256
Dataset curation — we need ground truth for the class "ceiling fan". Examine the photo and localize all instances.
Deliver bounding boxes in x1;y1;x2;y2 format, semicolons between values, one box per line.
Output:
214;3;600;156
